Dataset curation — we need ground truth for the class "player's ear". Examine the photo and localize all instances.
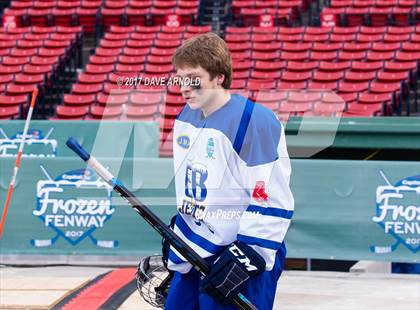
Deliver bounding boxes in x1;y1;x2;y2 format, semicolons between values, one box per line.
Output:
216;74;225;87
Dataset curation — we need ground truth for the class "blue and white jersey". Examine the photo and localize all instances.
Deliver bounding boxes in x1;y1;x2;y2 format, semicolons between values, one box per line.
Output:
168;93;294;273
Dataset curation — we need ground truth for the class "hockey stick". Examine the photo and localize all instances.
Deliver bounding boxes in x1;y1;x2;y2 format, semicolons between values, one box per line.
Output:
66;137;258;310
89;234;119;248
30;233;61;247
369;240;401;254
0;89;38;238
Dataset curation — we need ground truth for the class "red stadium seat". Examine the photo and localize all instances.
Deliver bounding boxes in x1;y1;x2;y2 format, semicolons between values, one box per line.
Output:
338;81;369;93
338;51;366;61
383;33;410;43
2;56;30;66
318;61;351;72
78;73;107;84
329;33;357;43
0;106;20;119
89;55;118;65
126;105;157;120
278;81;307;90
280;51;309;61
312;42;343;52
281;71;312;82
280;101;313;113
377;71;409;83
252;42;280;52
85;64;115;74
56;105;89;119
0;94;28;107
371;42;401;53
253;60;286;71
281;42;312;52
345;102;384;116
288;91;322;103
310;51;337;61
351;61;384;72
286;61;318;72
344;70;376;83
118;55;147;65
250;70;281;80
367;51;395;62
0;65;23;75
14;74;44;84
64;94;96;106
384;61;417;72
71;83;103;94
248;79;277;90
369;82;401;93
395;51;420;61
308;81;339;91
342;42;372;52
6;83;37;95
0;75;14;85
251;51;279;61
130;92;164;106
358;92;392;105
313;71;344;82
90;105;123;119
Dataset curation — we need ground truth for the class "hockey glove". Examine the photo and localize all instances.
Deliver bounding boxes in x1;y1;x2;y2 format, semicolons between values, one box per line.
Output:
200;241;266;305
161;215;177;268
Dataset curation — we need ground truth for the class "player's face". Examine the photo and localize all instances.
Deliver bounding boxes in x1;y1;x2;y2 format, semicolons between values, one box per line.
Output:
175;65;222;111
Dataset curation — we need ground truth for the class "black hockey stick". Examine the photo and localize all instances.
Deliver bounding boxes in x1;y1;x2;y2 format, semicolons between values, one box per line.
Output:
66;137;258;310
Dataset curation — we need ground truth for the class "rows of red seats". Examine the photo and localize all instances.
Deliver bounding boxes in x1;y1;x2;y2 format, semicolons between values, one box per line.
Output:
328;0;417;8
157;89;359;157
53;25;211;120
225;26;419;117
4;0;101;31
0;26;83;119
102;0;199;29
232;0;304;25
322;6;420;26
3;0;199;30
225;25;420;43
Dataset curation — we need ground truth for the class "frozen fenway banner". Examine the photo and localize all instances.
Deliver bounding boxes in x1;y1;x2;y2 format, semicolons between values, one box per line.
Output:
0;157;418;263
0;121;158;158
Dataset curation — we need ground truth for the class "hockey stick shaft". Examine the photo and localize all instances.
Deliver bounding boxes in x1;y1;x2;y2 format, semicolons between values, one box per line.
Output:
0;89;38;239
66;137;257;310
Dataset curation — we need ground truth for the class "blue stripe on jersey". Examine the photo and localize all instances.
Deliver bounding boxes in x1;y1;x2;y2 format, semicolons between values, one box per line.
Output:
175;216;225;254
169;249;185;264
246;204;294;219
237;233;282;251
233;98;254;155
176;94;281;167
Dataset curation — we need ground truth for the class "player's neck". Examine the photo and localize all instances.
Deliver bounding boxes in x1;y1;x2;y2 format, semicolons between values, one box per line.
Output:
201;91;231;118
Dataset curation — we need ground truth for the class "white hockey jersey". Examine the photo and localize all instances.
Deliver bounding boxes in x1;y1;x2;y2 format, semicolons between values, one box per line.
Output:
168;93;294;273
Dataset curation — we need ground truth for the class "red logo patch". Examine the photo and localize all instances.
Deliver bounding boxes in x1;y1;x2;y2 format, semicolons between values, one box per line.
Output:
252;181;268;202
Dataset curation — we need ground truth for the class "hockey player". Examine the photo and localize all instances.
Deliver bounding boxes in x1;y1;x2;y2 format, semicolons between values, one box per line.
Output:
164;32;294;310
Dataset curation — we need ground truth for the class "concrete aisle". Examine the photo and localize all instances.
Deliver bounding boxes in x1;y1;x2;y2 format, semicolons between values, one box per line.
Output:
0;267;419;310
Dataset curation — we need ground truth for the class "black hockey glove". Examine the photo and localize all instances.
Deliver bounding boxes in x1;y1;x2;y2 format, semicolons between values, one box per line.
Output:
200;241;266;305
161;215;177;268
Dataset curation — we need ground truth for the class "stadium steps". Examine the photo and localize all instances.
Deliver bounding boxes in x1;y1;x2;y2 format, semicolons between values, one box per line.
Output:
199;0;230;34
0;0;11;14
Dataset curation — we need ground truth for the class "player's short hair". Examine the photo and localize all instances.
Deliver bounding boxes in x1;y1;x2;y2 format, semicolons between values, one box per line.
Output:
172;32;232;89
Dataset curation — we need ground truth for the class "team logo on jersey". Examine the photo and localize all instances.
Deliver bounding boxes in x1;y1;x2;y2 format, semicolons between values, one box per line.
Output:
32;167;118;248
252;181;269;203
179;163;215;233
0;128;57;157
370;171;419;254
177;135;190;149
206;138;215;159
184;163;208;201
